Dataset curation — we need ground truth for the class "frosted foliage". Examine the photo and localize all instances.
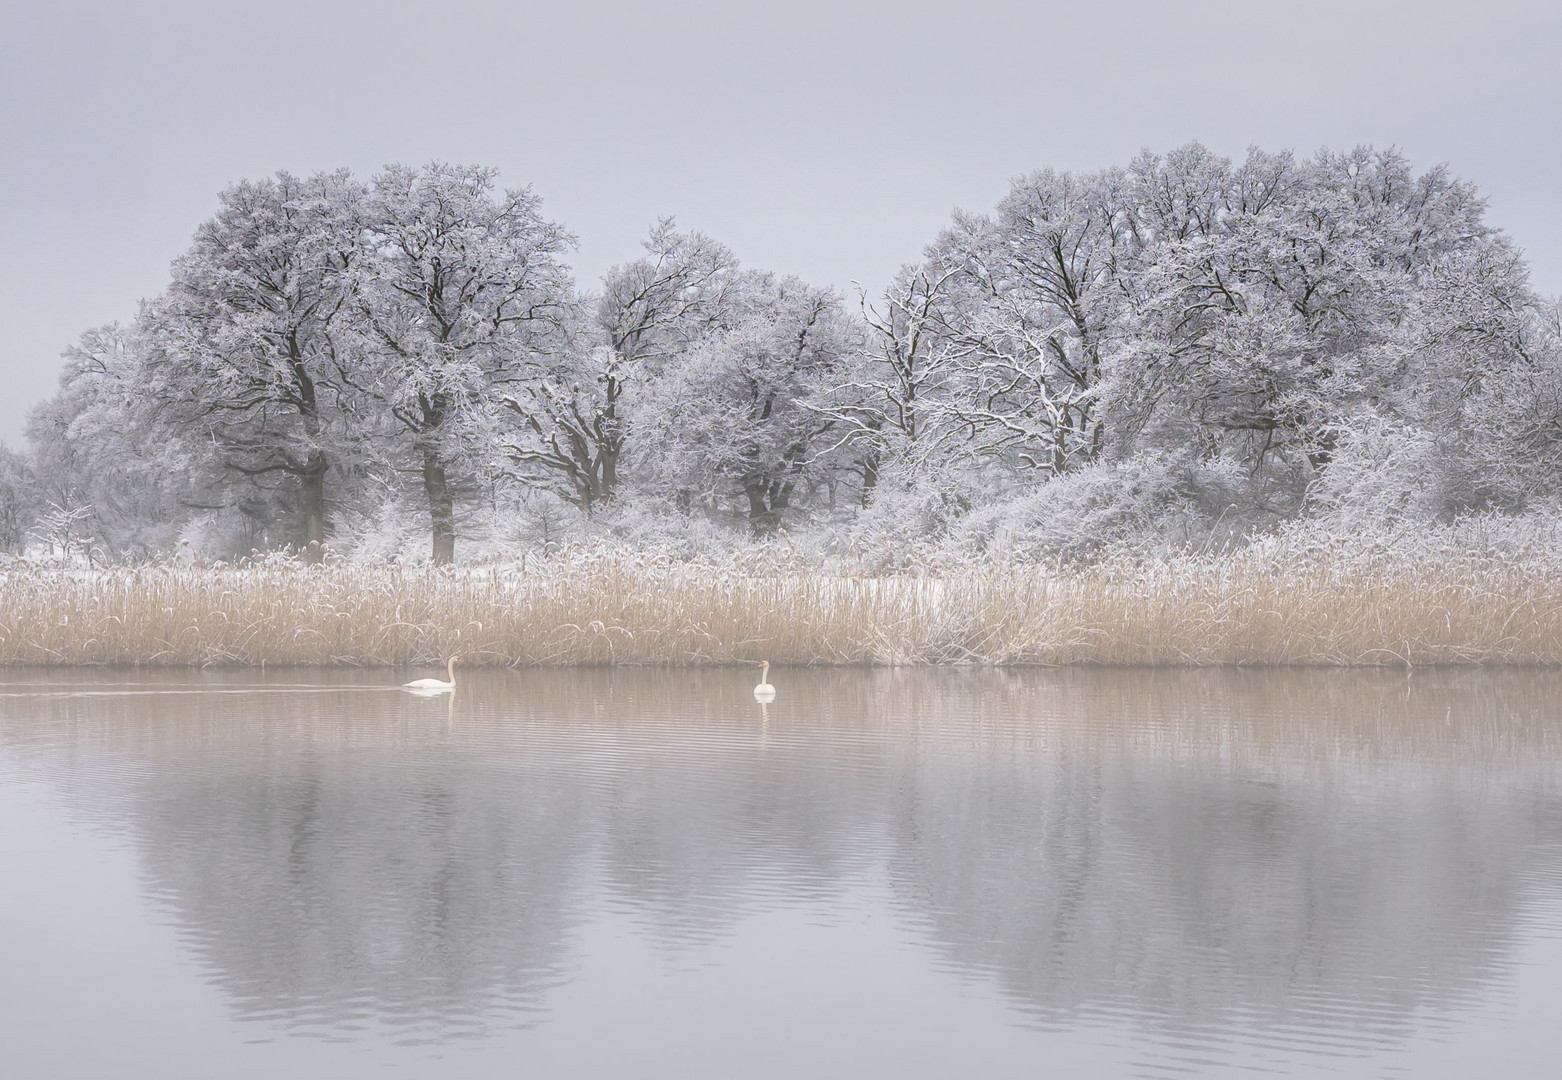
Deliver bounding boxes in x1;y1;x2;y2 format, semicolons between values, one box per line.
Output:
638;272;858;536
940;454;1252;562
25;325;192;560
17;145;1562;564
0;445;36;555
503;222;741;513
838;463;986;568
143;171;369;560
358;164;576;564
1307;416;1462;530
1459;300;1562;509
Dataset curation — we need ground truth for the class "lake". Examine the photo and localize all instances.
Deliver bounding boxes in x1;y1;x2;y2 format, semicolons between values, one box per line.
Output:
2;667;1560;1078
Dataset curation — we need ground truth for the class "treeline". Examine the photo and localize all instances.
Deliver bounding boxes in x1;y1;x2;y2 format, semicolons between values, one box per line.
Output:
6;144;1562;564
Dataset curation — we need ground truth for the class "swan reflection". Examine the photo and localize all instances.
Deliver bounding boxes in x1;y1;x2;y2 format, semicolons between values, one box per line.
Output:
3;667;1559;1057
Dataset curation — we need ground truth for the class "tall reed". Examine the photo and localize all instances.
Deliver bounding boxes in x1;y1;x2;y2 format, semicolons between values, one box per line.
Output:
2;548;1561;666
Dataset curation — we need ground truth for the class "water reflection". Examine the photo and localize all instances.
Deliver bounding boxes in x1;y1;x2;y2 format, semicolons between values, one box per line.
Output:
2;667;1559;1069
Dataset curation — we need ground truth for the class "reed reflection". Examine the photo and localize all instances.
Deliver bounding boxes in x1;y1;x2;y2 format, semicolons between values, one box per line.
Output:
1;667;1558;1053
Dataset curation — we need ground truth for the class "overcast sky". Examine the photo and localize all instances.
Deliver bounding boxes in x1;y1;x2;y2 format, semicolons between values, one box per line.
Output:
2;0;1558;443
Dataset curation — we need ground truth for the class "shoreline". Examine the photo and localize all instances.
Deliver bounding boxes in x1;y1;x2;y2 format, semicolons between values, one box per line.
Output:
4;553;1562;668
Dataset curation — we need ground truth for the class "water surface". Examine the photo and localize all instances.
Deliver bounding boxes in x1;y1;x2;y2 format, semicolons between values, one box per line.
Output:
2;667;1560;1078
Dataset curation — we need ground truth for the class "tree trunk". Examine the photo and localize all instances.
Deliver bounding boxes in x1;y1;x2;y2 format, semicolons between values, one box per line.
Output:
745;481;779;537
299;453;328;564
598;374;621;502
745;476;794;538
422;448;456;565
601;444;617;502
860;453;880;508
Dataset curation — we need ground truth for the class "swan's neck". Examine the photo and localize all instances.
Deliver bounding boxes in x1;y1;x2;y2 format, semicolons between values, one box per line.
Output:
446;657;456;683
760;661;769;681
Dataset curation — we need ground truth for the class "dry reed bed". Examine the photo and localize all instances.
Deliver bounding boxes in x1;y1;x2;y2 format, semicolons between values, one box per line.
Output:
2;551;1561;667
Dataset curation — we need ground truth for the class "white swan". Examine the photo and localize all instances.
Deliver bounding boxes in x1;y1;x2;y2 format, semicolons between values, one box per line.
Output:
753;660;776;703
404;656;459;693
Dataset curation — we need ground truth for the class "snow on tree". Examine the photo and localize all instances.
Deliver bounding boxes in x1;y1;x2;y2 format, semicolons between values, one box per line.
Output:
504;221;741;513
138;170;369;561
19;145;1560;561
0;443;35;554
1461;297;1562;511
357;164;575;564
816;262;965;504
1112;147;1508;478
641;272;858;535
25;325;191;559
928;166;1127;477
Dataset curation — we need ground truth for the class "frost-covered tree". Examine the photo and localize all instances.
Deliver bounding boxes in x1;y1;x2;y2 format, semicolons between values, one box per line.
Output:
815;263;965;504
849;142;1543;547
504;222;740;513
926;167;1129;478
1459;297;1562;511
0;444;36;554
643;273;857;535
1115;146;1510;480
359;164;575;563
20;145;1559;561
139;170;369;560
25;325;192;559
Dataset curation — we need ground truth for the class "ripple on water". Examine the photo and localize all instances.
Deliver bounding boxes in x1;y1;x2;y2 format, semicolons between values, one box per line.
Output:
1;666;1561;1075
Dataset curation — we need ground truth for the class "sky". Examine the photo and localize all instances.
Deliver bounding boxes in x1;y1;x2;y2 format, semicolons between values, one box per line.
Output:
2;0;1559;444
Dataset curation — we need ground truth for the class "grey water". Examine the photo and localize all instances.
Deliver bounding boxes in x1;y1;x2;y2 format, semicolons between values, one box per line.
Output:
2;668;1561;1079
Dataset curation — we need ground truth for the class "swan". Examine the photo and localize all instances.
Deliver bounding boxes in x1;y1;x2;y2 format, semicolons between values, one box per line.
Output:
404;656;459;693
753;661;776;703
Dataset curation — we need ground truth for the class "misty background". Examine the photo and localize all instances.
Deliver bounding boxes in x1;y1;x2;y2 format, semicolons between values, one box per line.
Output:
3;0;1559;445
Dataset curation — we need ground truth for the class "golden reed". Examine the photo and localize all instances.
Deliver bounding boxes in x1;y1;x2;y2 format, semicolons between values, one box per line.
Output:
2;549;1561;667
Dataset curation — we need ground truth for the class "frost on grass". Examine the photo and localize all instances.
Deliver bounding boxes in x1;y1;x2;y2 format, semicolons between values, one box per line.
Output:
3;527;1562;667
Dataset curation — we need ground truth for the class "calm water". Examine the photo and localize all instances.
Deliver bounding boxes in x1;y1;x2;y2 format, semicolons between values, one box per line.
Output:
2;668;1561;1078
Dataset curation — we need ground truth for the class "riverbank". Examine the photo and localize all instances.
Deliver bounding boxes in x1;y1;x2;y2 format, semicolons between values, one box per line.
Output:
3;547;1560;667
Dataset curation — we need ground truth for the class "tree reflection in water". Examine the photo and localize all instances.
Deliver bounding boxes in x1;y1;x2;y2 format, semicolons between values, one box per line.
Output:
2;667;1559;1057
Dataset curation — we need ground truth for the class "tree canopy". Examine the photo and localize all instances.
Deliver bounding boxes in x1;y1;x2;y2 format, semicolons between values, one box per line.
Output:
12;146;1559;564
